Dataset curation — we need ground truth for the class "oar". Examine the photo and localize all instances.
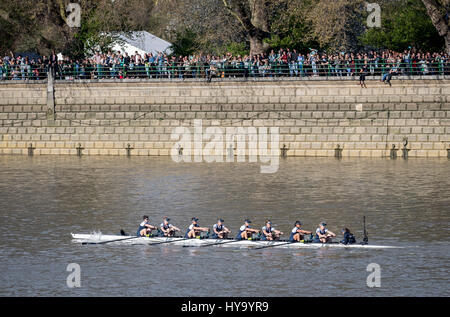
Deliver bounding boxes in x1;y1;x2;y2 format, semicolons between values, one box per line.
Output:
253;240;296;250
148;237;190;246
82;235;141;245
253;233;315;250
182;238;215;248
197;238;240;248
362;216;369;245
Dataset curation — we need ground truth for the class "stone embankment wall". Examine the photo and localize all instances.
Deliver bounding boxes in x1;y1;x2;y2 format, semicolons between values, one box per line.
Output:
0;78;449;157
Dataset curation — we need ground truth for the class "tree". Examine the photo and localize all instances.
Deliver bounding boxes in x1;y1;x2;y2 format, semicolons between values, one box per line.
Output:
169;29;200;56
361;0;444;52
148;0;244;55
421;0;450;53
0;0;155;57
266;0;318;52
58;0;155;58
303;0;366;52
221;0;272;55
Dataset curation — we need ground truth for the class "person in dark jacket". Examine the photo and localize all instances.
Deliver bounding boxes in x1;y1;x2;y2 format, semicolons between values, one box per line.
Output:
49;50;58;77
359;67;367;88
340;228;356;245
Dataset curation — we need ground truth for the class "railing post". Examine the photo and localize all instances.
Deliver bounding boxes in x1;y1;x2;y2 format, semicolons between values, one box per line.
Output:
27;143;35;156
402;138;410;159
126;144;134;157
76;143;84;157
280;144;289;158
390;144;398;159
335;144;343;158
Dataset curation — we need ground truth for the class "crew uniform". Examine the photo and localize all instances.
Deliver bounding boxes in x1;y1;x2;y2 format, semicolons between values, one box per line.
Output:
185;223;198;238
314;227;328;243
261;225;276;241
212;223;225;239
289;227;299;242
160;222;173;236
235;224;251;240
161;222;172;230
137;220;148;237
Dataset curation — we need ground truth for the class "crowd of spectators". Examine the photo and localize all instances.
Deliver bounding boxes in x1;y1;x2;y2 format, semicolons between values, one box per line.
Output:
1;48;449;81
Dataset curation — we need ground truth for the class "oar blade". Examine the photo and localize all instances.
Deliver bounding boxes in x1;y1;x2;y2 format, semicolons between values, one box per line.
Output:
253;241;294;250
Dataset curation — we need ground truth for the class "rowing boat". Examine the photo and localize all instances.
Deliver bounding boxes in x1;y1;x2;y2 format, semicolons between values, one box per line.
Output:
71;233;401;249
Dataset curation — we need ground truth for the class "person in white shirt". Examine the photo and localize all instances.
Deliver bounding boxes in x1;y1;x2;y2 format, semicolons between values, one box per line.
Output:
160;217;180;237
137;215;157;237
289;221;312;242
211;219;231;239
261;220;283;241
314;222;336;243
235;219;259;240
184;217;209;239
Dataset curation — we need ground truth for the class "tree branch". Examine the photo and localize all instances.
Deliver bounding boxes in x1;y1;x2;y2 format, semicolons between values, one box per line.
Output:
57;0;67;23
222;0;250;31
421;0;449;37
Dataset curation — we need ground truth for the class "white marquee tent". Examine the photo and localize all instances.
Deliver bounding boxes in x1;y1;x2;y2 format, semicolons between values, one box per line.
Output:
111;31;172;56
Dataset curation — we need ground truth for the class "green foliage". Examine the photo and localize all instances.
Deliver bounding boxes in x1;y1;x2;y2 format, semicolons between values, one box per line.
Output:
1;0;151;58
66;10;119;59
0;1;38;55
169;29;201;56
65;1;138;59
360;0;444;52
267;2;320;54
224;42;249;56
1;0;446;58
266;30;320;54
0;19;15;55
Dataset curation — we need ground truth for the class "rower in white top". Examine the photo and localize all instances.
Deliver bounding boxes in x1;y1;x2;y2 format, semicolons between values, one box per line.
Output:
235;219;260;240
137;215;157;237
184;217;210;239
211;218;231;239
160;217;180;237
313;222;336;243
261;220;283;241
289;221;312;242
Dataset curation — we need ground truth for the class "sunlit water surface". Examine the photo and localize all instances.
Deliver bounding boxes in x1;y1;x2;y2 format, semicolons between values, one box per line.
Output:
0;156;448;296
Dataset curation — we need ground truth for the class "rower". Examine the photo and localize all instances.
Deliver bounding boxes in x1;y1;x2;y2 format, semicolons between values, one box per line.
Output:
235;219;259;240
314;222;336;243
137;215;157;237
211;219;231;239
160;217;180;237
184;217;209;239
340;228;356;245
289;221;312;242
261;220;283;241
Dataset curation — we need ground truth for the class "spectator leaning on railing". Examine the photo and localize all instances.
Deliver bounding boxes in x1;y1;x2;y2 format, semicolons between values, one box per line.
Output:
0;48;449;81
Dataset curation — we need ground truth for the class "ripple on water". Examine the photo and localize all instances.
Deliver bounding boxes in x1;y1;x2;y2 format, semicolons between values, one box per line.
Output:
0;156;448;296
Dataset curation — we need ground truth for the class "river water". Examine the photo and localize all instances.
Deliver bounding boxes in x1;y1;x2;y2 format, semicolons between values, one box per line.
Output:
0;156;448;296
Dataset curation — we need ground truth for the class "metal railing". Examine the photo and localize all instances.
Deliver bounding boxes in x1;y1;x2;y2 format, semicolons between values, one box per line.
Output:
1;60;449;81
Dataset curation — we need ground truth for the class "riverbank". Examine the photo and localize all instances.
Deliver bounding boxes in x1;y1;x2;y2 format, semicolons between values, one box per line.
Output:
0;78;449;157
